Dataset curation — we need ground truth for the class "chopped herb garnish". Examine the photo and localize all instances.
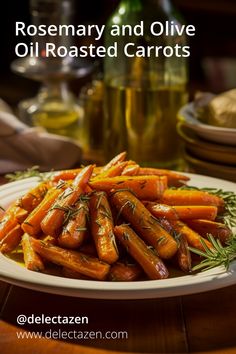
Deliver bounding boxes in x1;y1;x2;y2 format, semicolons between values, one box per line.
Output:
5;166;52;182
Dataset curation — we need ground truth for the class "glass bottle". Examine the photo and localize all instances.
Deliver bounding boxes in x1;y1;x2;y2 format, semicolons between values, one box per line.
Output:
104;0;188;168
79;75;105;164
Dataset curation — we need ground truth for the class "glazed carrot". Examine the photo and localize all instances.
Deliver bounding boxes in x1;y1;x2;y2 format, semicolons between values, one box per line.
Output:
144;202;179;220
169;220;213;252
58;200;89;249
90;191;119;264
114;225;169;280
52;168;82;182
62;267;90;280
173;205;217;221
109;261;143;281
121;164;140;176
0;214;18;241
185;219;232;244
94;161;128;180
138;168;189;187
13;207;29;224
21;233;44;271
110;190;178;259
22;188;62;236
161;189;224;209
177;234;192;272
101;152;127;172
144;202;218;221
90;175;167;201
79;243;97;257
17;182;49;212
30;238;110;280
41;165;94;237
0;224;23;253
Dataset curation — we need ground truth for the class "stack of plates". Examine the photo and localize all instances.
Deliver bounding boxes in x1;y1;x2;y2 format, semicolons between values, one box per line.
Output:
178;102;236;182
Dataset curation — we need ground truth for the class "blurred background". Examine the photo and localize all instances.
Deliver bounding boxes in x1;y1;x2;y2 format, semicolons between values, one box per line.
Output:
1;0;236;107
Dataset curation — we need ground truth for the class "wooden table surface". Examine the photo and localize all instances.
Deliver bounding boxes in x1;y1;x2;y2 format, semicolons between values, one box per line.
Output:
1;180;236;354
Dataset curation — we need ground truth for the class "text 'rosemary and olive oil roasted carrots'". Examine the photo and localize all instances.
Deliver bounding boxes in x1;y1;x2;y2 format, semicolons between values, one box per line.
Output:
0;151;235;281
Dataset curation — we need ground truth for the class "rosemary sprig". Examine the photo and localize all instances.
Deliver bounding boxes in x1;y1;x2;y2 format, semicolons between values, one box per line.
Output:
0;205;5;212
176;185;236;229
5;166;51;182
189;234;236;272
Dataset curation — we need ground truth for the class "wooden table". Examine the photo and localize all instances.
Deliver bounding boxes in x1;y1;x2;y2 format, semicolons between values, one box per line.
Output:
1;180;236;354
1;280;236;354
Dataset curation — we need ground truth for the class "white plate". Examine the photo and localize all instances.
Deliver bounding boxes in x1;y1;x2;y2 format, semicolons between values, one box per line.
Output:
0;175;236;299
178;102;236;146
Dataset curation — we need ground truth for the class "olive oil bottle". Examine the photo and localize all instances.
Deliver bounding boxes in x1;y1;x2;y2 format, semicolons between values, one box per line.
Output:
104;0;188;168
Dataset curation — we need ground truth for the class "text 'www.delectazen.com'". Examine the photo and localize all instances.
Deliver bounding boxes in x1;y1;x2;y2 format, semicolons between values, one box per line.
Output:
16;329;128;340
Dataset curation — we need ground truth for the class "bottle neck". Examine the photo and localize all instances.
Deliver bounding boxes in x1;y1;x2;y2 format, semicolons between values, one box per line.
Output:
120;0;172;12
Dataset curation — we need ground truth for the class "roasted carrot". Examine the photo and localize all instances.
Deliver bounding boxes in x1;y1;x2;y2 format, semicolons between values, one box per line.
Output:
161;189;224;209
185;219;232;244
138;168;189;187
62;267;90;280
13;207;29;224
21;233;44;271
90;175;167;201
90;191;119;264
110;190;178;259
144;202;218;221
101;152;127;172
109;261;143;281
0;214;18;241
16;182;49;212
22;188;62;236
121;164;140;176
52;168;82;182
114;224;169;280
169;220;213;252
177;234;192;272
93;161;128;180
58;199;89;249
79;243;97;257
143;202;179;220
0;224;23;253
30;238;110;280
41;165;94;237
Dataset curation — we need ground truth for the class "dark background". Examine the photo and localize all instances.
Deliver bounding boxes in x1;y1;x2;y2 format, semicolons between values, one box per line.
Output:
1;0;236;107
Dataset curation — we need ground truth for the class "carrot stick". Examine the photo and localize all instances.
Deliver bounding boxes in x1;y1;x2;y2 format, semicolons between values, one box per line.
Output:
109;261;143;281
17;182;49;212
101;152;127;172
0;224;23;253
114;224;169;280
121;164;140;176
144;202;179;220
21;233;45;271
144;202;218;221
169;220;213;252
177;234;192;272
185;219;232;244
161;189;224;209
52;168;82;182
41;165;94;237
93;161;128;180
90;175;167;201
138;168;189;187
30;238;110;280
62;267;90;280
90;191;119;264
110;190;178;259
22;188;62;236
0;214;18;241
58;200;89;249
14;207;29;224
